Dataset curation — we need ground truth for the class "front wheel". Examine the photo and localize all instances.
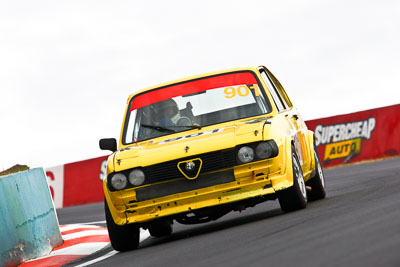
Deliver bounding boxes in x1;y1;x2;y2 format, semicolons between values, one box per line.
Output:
105;200;140;252
278;148;307;212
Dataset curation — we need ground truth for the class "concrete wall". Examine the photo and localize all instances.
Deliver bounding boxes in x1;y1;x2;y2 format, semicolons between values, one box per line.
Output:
0;168;63;267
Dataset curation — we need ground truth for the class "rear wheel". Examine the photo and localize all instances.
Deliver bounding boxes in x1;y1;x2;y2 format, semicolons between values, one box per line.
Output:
306;147;326;201
278;148;307;212
104;200;140;252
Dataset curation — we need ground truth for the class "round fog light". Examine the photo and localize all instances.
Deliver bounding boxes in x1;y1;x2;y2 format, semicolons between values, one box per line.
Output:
129;169;145;186
256;142;273;159
110;173;127;190
238;146;254;163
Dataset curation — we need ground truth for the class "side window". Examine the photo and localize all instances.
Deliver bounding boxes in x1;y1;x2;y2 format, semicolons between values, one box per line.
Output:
260;70;286;112
266;69;293;108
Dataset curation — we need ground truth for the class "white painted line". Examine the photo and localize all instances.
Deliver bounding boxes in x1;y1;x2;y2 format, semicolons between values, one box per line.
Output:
62;230;109;240
80;220;107;225
71;229;151;266
74;250;118;267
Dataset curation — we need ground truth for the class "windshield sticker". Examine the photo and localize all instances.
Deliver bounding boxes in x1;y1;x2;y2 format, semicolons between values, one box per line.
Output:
242;116;272;124
224;84;260;98
157;127;226;144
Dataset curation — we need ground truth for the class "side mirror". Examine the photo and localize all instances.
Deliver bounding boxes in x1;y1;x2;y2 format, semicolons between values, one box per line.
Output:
99;138;117;152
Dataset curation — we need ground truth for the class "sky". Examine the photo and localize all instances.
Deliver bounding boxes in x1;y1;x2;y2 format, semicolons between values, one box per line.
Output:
1;0;399;170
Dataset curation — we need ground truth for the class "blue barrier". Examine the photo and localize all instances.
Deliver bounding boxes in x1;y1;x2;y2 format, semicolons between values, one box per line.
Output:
0;168;63;267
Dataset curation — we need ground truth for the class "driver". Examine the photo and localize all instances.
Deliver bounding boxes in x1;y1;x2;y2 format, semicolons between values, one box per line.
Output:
154;99;179;126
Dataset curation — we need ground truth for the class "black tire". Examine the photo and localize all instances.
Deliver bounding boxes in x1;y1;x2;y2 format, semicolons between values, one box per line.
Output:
148;219;173;238
278;147;307;212
306;147;326;201
104;200;140;252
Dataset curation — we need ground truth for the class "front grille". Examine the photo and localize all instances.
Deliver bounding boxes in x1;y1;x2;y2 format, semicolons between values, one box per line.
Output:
144;148;235;184
136;169;235;202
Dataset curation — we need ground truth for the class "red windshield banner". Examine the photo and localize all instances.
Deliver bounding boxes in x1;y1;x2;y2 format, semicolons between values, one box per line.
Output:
130;72;257;111
306;104;400;168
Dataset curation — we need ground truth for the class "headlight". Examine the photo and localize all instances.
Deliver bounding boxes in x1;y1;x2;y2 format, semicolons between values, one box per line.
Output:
238;146;254;163
256;142;273;159
110;173;127;190
128;169;145;186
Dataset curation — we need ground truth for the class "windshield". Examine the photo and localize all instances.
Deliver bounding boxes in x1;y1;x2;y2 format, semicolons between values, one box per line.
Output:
123;71;271;144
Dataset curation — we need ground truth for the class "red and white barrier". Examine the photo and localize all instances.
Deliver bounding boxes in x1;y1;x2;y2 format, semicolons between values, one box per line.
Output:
46;104;400;208
46;156;108;208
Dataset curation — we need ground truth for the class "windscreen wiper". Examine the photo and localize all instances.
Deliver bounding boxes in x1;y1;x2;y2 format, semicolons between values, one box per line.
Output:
173;124;202;130
141;124;176;133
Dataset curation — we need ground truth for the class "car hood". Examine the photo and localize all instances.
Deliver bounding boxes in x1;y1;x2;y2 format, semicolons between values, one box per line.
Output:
113;118;270;172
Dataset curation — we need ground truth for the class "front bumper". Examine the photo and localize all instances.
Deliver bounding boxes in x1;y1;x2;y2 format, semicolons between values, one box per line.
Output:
105;158;294;225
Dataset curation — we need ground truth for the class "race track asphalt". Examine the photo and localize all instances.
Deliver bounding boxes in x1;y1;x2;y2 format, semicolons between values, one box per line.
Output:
58;157;400;267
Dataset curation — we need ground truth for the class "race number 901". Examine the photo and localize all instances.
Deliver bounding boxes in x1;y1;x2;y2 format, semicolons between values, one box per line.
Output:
224;84;260;98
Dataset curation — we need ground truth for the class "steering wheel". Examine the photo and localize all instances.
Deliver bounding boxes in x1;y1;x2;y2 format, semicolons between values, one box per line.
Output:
176;116;192;126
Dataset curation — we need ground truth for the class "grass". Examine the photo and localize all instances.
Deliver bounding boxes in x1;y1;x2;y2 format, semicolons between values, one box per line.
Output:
0;164;30;177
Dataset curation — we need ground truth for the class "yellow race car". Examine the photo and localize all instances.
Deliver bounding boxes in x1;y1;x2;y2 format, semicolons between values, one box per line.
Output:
99;65;326;251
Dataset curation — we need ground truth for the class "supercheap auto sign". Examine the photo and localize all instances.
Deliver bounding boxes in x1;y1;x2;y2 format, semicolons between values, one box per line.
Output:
306;104;400;168
315;117;376;162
